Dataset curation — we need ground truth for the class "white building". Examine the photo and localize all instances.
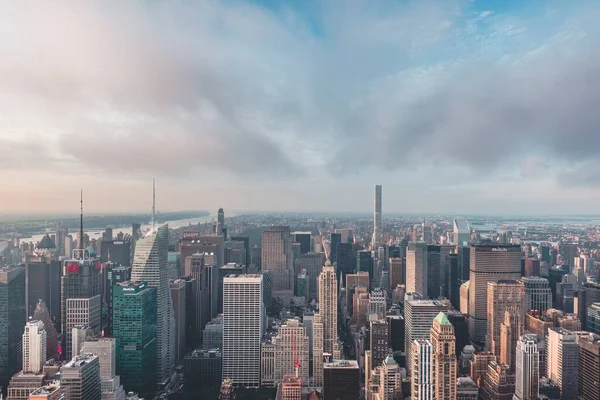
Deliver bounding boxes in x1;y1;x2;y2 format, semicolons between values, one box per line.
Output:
372;185;383;249
272;319;310;386
411;339;433;400
22;320;46;373
312;313;324;388
66;295;101;358
453;218;470;246
131;225;176;386
368;289;387;319
521;277;552;313
514;334;539;400
82;338;126;400
406;242;428;297
222;274;264;387
546;328;579;399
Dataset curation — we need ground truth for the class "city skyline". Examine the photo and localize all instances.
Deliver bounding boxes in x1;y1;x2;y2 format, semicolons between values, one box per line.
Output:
2;0;600;214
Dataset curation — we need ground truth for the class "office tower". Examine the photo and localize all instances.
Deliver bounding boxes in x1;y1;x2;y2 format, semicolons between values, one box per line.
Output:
112;281;157;398
370;320;389;367
336;242;354;284
32;300;58;360
185;253;214;339
183;349;222;389
101;237;132;267
457;376;478;399
481;361;515;400
60;353;101;400
487;280;524;357
318;265;338;354
224;240;246;265
203;316;223;350
351;286;369;327
28;384;62;400
131;226;175;386
426;245;441;299
524;258;540;277
404;299;449;374
453;218;470;246
514;334;539;400
372;184;383;250
297;271;308;298
24;239;61;329
588;303;600;335
469;245;521;345
294;253;325;301
180;276;197;349
406;242;428;297
82;338;126;400
412;339;434;400
323;360;360;400
374;355;401;400
222;274;264;387
387;315;405;352
547;328;579;400
389;257;405;289
291;232;311;255
578;333;600;400
65;295;101;360
579;282;600;330
103;263;131;336
346;271;370;313
0;266;26;389
499;311;521;371
279;375;301;400
262;226;294;297
430;313;457;400
369;288;387;319
261;341;276;387
521;276;552;313
357;250;374;289
219;263;245;310
7;370;46;400
72;325;90;358
272;319;310;386
22;321;46;374
312;313;324;387
179;233;224;276
329;233;341;264
169;279;186;365
558;243;578;267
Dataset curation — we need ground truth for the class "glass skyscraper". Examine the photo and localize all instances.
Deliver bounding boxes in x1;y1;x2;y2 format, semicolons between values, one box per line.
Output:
0;266;26;389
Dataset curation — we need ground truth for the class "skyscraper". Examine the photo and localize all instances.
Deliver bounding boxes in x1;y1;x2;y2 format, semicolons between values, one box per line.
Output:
469;245;521;345
0;266;26;389
430;313;457;400
453;218;470;246
169;279;186;365
131;225;176;387
547;328;579;400
411;339;434;400
65;295;101;360
578;333;600;400
514;334;539;400
487;280;524;358
335;242;354;284
60;353;101;400
22;321;46;374
370;320;389;368
294;253;325;302
272;319;310;386
389;257;405;290
323;360;360;400
32;300;58;360
406;242;428;297
372;184;382;250
318;265;338;355
82;338;127;400
521;276;552;313
222;274;264;387
112;281;157;398
262;226;294;297
312;313;324;388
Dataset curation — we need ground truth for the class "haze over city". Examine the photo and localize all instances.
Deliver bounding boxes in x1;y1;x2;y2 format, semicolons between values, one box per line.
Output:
2;0;600;214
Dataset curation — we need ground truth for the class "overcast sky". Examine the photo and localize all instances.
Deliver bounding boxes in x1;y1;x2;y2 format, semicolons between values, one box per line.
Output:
1;0;600;215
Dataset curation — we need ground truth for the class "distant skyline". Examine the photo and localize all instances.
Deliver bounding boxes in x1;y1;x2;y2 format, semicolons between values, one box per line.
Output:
2;1;600;214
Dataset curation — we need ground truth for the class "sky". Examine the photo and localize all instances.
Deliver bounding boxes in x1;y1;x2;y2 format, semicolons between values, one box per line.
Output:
1;0;600;215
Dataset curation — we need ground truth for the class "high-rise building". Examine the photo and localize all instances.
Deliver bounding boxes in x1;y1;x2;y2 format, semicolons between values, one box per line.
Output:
103;263;131;336
558;243;578;267
24;239;61;329
294;253;326;302
61;248;102;356
72;325;91;358
323;360;360;400
411;339;434;400
514;334;539;400
336;243;354;284
28;384;62;400
181;276;198;349
481;360;515;400
357;250;374;289
60;353;101;400
292;232;311;255
185;253;215;338
179;233;224;276
329;233;341;264
430;313;457;400
0;266;26;389
578;333;600;400
469;245;521;345
579;282;600;330
65;295;101;360
524;258;540;277
453;218;470;246
318;265;338;355
547;328;579;400
372;185;383;250
312;313;324;388
404;299;449;374
32;300;58;360
499;311;521;371
487;280;524;358
387;315;405;352
369;288;387;319
131;226;176;387
370;320;389;367
375;355;401;400
222;274;264;387
82;338;127;400
521;276;552;313
262;226;294;297
112;281;157;398
389;257;405;289
588;303;600;335
272;319;310;386
406;242;428;297
169;279;186;365
22;321;46;374
101;238;132;267
426;245;441;299
183;349;222;389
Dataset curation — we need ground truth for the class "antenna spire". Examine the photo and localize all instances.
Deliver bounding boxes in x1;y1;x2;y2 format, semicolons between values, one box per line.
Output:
152;178;156;231
79;189;84;250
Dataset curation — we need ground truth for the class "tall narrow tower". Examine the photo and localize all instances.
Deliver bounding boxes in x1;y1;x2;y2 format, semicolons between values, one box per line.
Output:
318;265;338;355
514;334;539;400
22;320;46;374
372;185;382;250
430;313;457;400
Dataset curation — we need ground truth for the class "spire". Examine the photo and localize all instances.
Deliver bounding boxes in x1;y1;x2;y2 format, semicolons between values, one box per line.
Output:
79;188;84;251
152;178;156;231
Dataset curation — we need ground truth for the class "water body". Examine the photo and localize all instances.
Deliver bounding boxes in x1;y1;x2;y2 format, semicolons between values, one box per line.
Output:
25;214;222;244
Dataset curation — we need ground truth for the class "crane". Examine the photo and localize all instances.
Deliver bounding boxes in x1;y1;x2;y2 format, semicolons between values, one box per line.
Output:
292;330;301;378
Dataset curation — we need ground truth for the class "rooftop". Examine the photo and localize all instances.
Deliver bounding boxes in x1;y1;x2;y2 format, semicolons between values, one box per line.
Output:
434;312;451;326
324;360;359;369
